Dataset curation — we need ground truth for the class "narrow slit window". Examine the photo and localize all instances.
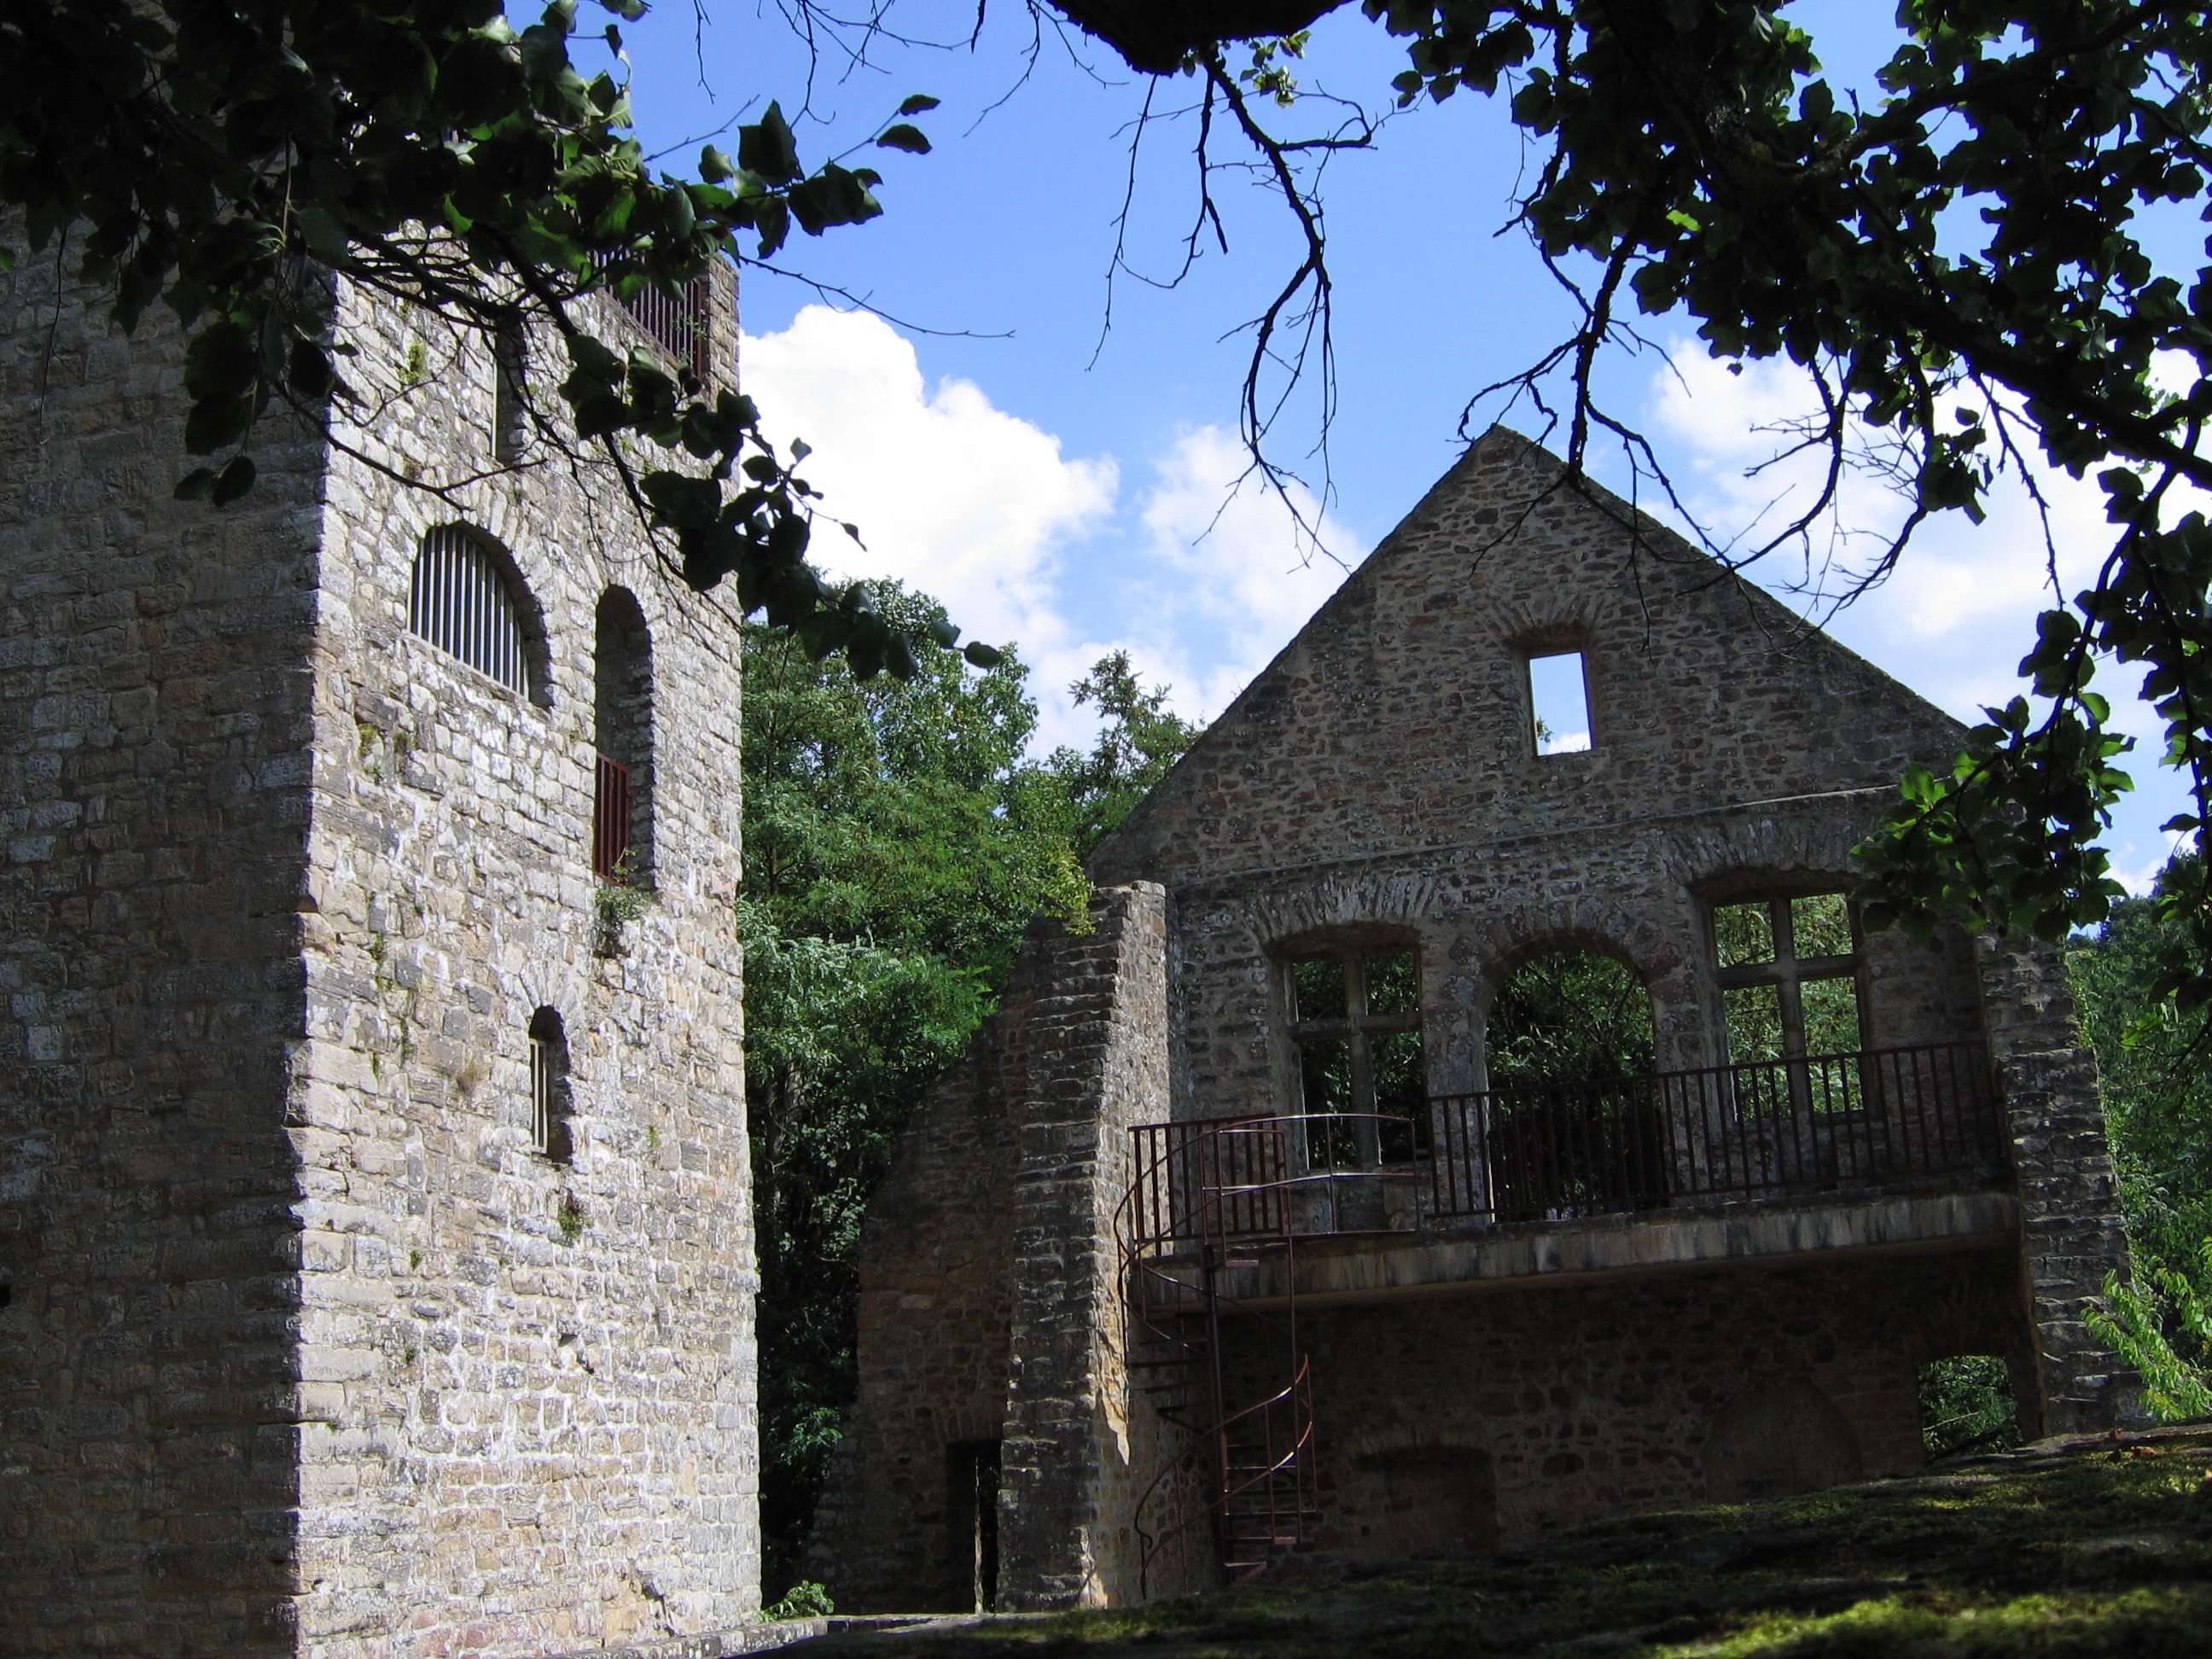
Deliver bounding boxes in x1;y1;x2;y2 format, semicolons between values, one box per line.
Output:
1528;652;1592;755
409;525;531;696
593;589;654;882
492;313;528;464
529;1006;573;1163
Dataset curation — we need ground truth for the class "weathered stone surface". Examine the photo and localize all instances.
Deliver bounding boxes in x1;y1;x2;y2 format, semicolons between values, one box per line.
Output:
1229;1245;2034;1561
3;242;758;1656
806;885;1169;1614
813;428;2137;1610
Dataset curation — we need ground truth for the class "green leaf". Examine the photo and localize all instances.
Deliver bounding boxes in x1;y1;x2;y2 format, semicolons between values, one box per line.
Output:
209;454;257;505
739;102;802;185
183;395;258;455
700;144;734;183
875;124;930;154
963;642;1004;669
183;322;259;401
896;94;940;116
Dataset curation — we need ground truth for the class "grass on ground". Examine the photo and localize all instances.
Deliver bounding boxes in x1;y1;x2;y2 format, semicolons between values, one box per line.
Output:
800;1428;2212;1657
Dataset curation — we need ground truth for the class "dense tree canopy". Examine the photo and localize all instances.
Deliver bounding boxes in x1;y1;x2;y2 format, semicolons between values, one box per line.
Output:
2069;863;2212;1420
740;586;1199;1592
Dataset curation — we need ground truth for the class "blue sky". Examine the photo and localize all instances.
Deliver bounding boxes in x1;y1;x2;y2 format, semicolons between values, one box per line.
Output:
602;1;2197;889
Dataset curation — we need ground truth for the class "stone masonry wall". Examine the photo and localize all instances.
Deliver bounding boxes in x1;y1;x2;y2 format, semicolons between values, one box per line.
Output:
1086;427;2133;1444
282;270;757;1656
1;234;326;1658
3;242;759;1657
1976;936;2142;1433
997;882;1168;1612
809;884;1171;1614
1091;428;1991;1126
800;947;1035;1613
1225;1243;2032;1561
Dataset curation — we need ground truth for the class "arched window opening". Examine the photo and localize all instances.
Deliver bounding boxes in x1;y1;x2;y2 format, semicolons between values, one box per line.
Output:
1481;950;1663;1220
1286;942;1424;1167
409;525;537;698
593;588;654;882
528;1006;573;1163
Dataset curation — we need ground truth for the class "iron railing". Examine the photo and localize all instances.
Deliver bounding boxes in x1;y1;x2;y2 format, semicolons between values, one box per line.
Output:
1429;1039;2005;1223
1129;1115;1428;1246
620;276;713;380
593;754;632;881
1129;1041;2006;1245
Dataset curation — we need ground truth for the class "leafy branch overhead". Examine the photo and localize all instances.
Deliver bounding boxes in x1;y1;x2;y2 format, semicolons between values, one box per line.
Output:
0;0;965;677
1049;0;2212;1002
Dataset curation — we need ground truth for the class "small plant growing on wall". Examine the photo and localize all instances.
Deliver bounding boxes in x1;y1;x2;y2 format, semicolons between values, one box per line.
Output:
556;1190;586;1246
593;849;655;957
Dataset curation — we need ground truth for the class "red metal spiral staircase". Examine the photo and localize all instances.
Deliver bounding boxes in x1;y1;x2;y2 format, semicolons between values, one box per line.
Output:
1115;1118;1361;1596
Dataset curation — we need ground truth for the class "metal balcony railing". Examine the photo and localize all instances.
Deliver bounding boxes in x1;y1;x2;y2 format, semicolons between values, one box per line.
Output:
621;277;713;380
1431;1039;2006;1223
1128;1041;2008;1245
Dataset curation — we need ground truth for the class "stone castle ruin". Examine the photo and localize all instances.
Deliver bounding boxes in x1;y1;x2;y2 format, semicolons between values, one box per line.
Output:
2;237;2137;1651
3;253;760;1655
808;430;2139;1612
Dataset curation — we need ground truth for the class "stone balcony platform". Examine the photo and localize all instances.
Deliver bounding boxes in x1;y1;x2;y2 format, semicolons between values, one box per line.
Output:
1143;1187;2022;1312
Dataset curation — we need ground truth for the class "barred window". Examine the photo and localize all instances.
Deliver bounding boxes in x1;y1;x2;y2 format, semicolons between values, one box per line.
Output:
529;1006;573;1163
409;525;531;696
594;587;654;882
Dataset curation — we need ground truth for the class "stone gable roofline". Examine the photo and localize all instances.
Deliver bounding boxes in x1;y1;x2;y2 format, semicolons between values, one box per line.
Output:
1088;423;1970;888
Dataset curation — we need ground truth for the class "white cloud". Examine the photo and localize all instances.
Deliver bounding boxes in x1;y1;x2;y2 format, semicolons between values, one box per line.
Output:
736;307;1357;754
738;305;1116;661
1119;426;1359;719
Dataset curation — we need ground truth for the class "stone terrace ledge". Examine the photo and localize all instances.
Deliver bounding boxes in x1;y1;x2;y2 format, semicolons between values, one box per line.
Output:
1165;1189;2020;1312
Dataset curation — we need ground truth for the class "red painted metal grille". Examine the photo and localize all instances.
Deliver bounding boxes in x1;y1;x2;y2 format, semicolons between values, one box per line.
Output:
594;754;632;881
619;277;713;380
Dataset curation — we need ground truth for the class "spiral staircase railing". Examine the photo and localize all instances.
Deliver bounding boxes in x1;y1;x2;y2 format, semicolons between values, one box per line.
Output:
1115;1113;1415;1596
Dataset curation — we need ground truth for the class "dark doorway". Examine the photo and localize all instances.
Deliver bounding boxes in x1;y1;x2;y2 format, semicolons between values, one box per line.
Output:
945;1440;1001;1611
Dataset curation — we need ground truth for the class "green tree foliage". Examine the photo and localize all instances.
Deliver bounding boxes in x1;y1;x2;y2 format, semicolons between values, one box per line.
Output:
1483;950;1655;1089
742;583;1202;1591
1918;1355;2023;1459
1039;649;1206;859
0;0;961;675
742;584;1084;1590
2069;861;2212;1419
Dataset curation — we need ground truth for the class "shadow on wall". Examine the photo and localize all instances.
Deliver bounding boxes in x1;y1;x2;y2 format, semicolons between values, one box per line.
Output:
1348;1445;1499;1560
1703;1377;1865;1502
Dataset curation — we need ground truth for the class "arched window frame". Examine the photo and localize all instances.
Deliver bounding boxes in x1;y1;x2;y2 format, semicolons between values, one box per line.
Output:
528;1006;573;1164
406;524;550;705
592;587;655;882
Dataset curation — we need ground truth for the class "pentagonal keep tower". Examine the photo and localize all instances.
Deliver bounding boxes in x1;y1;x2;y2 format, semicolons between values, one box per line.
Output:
0;249;759;1656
